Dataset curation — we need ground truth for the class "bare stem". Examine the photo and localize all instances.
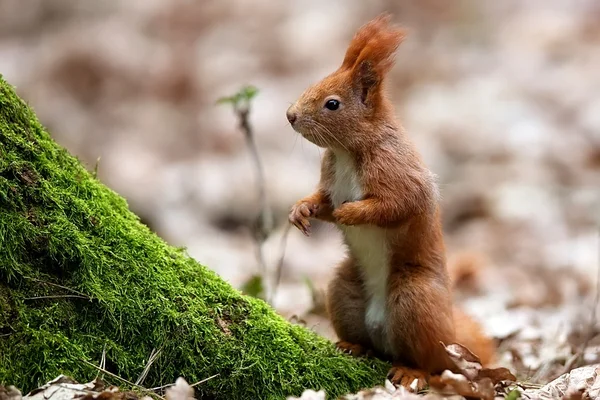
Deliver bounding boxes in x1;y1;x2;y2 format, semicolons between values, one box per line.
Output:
95;343;106;380
147;374;219;392
190;374;220;387
237;105;274;241
234;102;274;299
136;348;162;386
224;88;291;305
24;295;89;300
25;276;89;298
82;359;165;400
576;229;600;367
268;224;292;305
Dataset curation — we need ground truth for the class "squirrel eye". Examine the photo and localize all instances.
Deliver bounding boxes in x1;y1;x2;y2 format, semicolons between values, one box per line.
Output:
325;99;340;111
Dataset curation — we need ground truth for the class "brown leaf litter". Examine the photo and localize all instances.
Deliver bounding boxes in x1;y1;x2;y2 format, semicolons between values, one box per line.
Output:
4;376;212;400
427;342;516;400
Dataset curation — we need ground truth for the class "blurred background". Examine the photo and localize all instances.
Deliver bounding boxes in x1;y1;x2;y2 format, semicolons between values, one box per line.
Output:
1;0;599;382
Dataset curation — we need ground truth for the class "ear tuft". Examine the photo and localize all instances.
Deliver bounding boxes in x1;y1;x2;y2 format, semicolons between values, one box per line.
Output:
340;13;406;76
339;14;406;106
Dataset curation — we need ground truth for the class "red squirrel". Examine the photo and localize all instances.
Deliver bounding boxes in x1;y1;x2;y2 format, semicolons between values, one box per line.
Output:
286;14;495;389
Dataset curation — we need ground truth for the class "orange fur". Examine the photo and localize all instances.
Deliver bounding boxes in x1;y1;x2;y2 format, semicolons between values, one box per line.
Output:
287;14;495;388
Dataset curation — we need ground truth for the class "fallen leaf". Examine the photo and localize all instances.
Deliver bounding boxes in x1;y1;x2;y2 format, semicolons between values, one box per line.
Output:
165;378;195;400
442;342;517;389
0;385;22;400
522;364;600;400
430;371;495;400
443;342;482;380
21;376;141;400
286;389;325;400
565;387;585;400
478;367;517;384
341;384;429;399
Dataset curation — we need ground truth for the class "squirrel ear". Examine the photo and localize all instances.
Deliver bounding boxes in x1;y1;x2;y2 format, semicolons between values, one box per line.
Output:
354;60;379;105
344;15;406;106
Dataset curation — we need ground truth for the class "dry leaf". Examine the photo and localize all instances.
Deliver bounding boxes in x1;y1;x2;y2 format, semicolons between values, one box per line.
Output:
0;385;22;400
24;376;99;400
442;342;516;387
287;389;326;400
20;376;139;400
588;367;600;399
565;387;585;400
478;367;517;384
430;371;495;400
165;378;195;400
523;364;600;400
342;384;429;399
443;343;483;380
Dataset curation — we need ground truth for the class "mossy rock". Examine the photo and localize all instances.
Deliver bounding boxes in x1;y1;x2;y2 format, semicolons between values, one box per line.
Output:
0;76;389;399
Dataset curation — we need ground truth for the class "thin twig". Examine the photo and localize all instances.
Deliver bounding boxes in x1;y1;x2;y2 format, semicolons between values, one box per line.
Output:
223;87;293;305
24;276;89;298
239;105;272;236
82;360;164;400
94;156;101;178
268;224;292;305
24;295;89;300
516;382;544;390
136;348;162;386
95;343;107;380
575;229;600;368
147;383;175;391
190;374;220;387
561;352;581;375
233;99;277;302
253;244;268;289
147;374;219;392
235;103;273;275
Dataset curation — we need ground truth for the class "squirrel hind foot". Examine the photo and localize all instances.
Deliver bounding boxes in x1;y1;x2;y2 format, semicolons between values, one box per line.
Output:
335;341;374;357
387;366;428;392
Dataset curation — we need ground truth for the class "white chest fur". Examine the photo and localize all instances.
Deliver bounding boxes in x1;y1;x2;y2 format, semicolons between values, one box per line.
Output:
330;151;361;209
328;150;391;352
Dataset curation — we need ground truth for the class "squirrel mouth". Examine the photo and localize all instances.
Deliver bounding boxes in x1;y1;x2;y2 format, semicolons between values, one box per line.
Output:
300;131;328;148
288;120;329;147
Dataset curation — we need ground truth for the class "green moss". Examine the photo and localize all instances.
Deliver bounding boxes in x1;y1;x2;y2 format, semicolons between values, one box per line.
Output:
0;76;389;399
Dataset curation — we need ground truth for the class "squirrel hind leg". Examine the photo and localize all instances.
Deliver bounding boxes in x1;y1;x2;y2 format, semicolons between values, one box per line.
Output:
326;257;374;353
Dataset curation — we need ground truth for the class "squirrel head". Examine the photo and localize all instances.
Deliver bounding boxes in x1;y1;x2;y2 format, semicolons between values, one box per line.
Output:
287;13;406;150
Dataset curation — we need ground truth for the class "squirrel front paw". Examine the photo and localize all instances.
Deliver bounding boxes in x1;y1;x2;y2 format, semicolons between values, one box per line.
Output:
332;203;363;226
289;201;318;236
336;341;374;357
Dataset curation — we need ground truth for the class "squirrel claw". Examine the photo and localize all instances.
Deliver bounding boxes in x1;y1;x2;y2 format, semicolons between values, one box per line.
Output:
289;202;316;236
387;366;428;392
335;341;372;357
299;222;311;237
289;216;311;236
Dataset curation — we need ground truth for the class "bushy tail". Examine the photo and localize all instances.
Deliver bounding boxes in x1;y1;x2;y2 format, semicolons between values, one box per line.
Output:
448;251;487;293
453;306;497;366
449;251;496;365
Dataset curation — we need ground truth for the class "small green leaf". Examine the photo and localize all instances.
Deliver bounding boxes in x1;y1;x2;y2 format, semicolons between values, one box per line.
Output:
506;389;521;400
216;95;237;105
216;85;259;108
240;85;259;101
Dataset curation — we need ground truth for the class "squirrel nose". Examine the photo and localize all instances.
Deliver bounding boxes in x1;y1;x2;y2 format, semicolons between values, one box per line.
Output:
286;110;297;125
